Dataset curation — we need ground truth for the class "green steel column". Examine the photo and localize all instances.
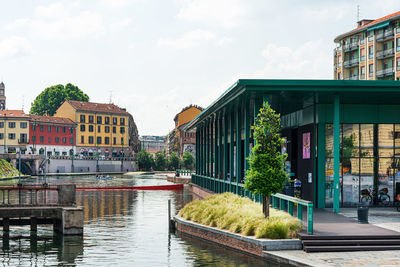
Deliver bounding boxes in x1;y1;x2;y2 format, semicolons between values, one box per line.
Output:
203;124;206;176
210;116;214;177
244;96;250;174
200;125;203;175
196;128;199;174
317;123;326;208
333;94;340;213
236;102;242;193
230;110;235;186
224;112;229;181
218;114;223;179
214;115;218;178
206;120;209;177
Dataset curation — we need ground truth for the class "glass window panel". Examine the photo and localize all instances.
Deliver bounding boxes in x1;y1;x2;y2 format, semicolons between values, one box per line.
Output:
378;124;394;157
342;158;359;206
325;124;333;157
394;124;400;156
325;158;333;208
342;124;359;157
377;158;394;206
360;158;374;205
360;124;374;157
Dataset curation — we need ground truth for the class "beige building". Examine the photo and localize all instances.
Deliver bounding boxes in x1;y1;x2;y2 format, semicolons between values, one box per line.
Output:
0;110;30;154
334;11;400;80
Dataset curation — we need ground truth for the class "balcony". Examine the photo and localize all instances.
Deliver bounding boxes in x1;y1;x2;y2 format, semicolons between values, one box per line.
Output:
343;42;359;52
344;76;358;80
376;29;394;41
343;58;359;68
376;48;394;59
376;68;394;78
18;138;29;144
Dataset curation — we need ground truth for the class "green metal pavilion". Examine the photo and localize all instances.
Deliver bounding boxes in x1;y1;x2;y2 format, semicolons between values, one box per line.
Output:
185;79;400;212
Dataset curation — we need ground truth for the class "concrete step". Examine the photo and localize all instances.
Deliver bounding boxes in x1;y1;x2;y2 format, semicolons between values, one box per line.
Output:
299;234;400;240
303;239;400;246
304;245;400;253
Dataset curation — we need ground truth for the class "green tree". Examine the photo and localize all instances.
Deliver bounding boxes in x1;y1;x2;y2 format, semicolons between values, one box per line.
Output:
182;151;194;169
154;151;167;171
244;102;288;217
168;152;181;170
136;150;154;171
30;83;89;116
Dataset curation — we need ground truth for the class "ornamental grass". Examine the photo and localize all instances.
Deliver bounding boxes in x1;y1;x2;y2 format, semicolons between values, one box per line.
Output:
178;192;301;239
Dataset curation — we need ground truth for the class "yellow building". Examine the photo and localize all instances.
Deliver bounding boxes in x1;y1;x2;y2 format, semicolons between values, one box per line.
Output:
172;105;203;156
0;110;30;154
54;100;129;157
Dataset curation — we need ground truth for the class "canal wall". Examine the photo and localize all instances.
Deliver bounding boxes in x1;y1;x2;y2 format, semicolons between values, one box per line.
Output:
188;183;214;199
47;159;137;173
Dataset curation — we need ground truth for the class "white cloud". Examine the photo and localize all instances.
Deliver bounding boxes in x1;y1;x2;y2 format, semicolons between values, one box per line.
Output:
176;0;249;28
5;3;105;40
0;36;32;59
100;0;129;8
158;29;231;49
254;40;331;79
110;18;133;30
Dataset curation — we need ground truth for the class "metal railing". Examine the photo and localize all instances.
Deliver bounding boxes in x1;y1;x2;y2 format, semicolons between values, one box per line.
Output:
49;155;135;161
343;58;359;68
376;68;394;77
0;184;58;206
376;48;394;59
176;169;194;176
343;42;358;52
377;29;394;41
271;193;313;234
344;75;358;80
192;174;314;234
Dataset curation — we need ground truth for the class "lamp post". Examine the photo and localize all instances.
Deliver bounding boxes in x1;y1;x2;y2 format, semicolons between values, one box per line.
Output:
71;126;74;173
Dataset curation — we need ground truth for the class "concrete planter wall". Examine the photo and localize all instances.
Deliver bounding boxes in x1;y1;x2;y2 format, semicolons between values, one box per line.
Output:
174;216;302;257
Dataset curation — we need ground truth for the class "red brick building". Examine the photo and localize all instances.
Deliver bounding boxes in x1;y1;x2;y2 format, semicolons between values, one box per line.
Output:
29;115;76;156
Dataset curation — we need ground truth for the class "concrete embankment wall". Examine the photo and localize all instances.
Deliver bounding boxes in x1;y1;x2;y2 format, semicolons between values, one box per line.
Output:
48;159;137;173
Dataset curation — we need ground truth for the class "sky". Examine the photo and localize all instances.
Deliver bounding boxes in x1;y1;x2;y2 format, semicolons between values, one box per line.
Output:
0;0;400;136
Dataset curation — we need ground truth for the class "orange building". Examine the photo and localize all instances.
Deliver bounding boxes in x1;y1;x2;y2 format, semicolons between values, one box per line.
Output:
171;105;203;156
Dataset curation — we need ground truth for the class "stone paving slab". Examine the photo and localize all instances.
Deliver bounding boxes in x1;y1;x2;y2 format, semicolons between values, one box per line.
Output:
266;250;400;267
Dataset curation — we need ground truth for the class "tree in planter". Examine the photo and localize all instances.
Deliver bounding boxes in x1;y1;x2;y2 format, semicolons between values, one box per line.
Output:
244;102;288;217
136;150;154;171
182;151;194;170
168;152;181;170
154;151;167;171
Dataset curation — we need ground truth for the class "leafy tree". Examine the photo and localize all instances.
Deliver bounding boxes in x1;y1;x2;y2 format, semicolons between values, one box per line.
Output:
244;102;287;217
30;83;89;116
182;151;194;169
137;150;154;171
168;152;181;170
154;151;167;171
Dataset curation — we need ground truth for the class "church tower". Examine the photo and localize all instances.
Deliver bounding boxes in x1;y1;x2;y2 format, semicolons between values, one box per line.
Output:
0;82;6;110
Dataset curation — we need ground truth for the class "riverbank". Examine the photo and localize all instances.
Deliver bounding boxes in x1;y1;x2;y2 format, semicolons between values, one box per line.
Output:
0;175;30;181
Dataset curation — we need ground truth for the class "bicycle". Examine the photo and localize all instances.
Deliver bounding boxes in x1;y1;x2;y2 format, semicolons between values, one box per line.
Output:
360;187;391;206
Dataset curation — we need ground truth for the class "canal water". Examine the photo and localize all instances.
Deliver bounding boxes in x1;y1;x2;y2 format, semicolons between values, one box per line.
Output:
0;174;280;266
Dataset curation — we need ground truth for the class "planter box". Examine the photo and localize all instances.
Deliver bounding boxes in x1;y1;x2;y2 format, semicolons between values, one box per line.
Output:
174;216;302;257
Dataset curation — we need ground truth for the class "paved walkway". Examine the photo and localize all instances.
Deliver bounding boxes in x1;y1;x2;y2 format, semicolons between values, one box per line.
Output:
270;208;400;266
299;208;400;237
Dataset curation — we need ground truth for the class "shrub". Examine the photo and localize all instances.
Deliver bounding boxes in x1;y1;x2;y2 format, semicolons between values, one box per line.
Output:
178;193;301;239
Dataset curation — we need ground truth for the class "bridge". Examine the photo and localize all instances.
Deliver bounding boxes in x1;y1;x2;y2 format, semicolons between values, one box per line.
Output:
0;153;43;176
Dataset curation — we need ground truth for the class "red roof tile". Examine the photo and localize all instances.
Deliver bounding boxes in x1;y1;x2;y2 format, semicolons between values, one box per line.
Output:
0;110;29;118
66;100;129;115
30;115;75;125
334;11;400;42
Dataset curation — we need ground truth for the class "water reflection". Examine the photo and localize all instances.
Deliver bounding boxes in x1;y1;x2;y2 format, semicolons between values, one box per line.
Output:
0;175;276;266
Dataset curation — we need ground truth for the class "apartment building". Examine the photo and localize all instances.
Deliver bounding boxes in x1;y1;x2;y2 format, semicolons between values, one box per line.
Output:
54;100;130;157
0;110;30;154
334;11;400;80
29;115;76;156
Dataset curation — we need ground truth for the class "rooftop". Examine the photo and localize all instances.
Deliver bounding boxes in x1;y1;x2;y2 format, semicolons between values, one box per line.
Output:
0;110;28;118
334;10;400;42
30;115;75;125
66;100;129;115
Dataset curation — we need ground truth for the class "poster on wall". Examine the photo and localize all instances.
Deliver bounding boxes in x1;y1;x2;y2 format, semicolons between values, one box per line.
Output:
302;132;311;159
